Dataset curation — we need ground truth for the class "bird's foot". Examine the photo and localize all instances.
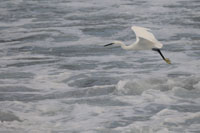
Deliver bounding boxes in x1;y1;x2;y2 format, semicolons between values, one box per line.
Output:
164;58;171;64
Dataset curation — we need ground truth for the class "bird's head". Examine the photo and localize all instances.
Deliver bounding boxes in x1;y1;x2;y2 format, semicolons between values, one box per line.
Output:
104;41;123;47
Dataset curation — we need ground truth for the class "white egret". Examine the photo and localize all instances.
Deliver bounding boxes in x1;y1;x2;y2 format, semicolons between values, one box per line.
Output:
104;26;171;64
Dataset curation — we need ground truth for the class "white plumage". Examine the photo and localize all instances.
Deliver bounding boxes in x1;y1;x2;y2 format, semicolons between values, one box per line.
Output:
104;26;171;64
131;26;163;49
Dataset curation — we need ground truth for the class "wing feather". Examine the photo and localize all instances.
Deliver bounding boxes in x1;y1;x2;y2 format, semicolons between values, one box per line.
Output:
131;26;163;49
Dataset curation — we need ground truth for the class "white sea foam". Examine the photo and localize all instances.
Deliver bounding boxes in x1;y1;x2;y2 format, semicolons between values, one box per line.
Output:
0;0;200;132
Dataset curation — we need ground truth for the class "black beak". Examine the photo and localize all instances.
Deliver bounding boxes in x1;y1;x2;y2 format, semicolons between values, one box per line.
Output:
104;43;114;47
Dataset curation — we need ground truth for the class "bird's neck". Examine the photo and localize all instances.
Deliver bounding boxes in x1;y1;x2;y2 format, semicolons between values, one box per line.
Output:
118;41;137;50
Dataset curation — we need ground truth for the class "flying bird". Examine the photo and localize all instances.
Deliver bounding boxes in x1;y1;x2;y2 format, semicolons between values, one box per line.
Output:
104;26;171;64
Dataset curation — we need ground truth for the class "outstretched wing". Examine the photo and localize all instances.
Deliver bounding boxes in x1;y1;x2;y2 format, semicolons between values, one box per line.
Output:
131;26;163;49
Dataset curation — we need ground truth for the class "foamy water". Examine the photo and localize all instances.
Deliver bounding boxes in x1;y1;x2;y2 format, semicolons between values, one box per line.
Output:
0;0;200;132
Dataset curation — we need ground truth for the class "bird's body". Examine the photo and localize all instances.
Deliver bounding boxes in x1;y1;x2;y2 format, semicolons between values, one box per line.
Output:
104;26;171;64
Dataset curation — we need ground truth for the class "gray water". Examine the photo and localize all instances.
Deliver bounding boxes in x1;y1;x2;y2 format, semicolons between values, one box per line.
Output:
0;0;200;132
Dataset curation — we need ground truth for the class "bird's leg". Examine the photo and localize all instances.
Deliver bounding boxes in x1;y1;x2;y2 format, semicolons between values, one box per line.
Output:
152;48;171;64
152;48;165;60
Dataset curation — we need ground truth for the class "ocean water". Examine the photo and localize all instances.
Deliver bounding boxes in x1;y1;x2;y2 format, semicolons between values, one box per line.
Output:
0;0;200;132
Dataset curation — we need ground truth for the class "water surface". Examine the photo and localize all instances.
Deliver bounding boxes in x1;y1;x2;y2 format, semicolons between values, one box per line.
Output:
0;0;200;132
